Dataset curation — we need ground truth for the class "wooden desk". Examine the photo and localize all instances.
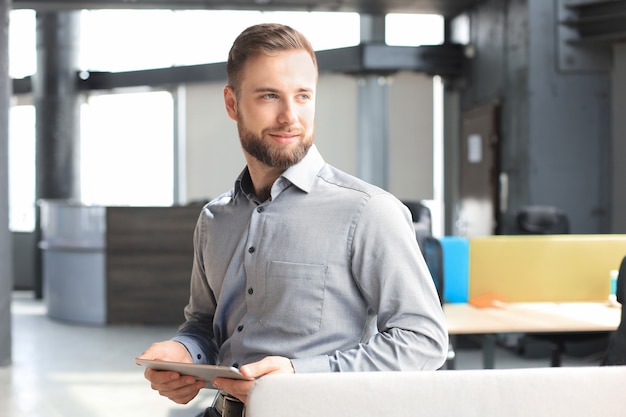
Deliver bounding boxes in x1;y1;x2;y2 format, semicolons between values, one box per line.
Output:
444;302;621;368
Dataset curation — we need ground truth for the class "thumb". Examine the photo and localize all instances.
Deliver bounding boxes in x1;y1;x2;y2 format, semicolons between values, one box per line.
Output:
240;356;294;378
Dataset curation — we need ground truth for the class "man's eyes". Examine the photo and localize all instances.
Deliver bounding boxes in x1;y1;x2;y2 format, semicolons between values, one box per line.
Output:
260;93;312;101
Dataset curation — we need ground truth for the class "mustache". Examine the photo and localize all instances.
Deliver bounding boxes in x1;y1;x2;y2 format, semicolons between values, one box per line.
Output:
263;126;303;135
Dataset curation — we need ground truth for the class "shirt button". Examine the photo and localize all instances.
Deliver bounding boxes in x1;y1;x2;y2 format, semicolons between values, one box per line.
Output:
248;246;255;253
257;206;264;213
248;287;254;295
197;354;202;360
237;325;244;332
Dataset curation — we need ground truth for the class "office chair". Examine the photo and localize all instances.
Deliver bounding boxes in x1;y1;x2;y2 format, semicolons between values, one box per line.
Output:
402;200;432;251
422;236;455;369
601;255;626;366
511;205;607;366
514;205;570;234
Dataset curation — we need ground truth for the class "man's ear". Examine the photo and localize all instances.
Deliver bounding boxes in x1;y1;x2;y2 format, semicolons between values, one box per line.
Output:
224;86;238;121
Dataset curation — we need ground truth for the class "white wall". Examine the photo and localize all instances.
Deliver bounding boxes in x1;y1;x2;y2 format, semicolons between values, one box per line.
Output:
312;73;358;176
184;82;245;202
184;71;434;203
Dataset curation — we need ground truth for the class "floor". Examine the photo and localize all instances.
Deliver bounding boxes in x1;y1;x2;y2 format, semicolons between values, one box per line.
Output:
0;292;606;417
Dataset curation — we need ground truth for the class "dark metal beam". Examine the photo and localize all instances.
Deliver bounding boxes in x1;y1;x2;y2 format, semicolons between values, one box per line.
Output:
317;43;465;76
13;77;32;95
77;62;228;91
14;43;465;94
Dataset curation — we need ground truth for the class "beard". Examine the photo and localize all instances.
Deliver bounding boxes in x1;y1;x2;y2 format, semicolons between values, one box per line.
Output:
238;121;313;170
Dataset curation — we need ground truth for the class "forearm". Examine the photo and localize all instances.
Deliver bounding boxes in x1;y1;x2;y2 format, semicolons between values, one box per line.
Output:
330;326;447;372
290;323;447;374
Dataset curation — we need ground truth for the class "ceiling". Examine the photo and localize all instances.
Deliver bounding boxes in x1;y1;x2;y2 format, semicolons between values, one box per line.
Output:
12;0;484;18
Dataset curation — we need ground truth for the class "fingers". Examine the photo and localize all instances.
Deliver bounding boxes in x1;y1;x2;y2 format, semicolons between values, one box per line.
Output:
137;340;192;363
145;368;205;404
212;356;295;404
212;378;257;404
239;356;295;378
138;340;201;403
144;368;180;384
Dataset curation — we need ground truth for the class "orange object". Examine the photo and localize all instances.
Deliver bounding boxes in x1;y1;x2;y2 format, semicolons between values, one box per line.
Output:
469;293;507;309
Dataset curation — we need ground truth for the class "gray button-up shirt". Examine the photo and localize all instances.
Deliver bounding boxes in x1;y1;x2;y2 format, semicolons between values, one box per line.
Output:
173;145;448;372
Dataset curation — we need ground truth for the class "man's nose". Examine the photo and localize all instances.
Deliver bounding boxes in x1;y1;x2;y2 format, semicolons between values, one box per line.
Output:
277;100;297;124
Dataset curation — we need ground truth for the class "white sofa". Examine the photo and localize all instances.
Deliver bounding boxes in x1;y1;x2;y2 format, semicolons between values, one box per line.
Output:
247;366;626;417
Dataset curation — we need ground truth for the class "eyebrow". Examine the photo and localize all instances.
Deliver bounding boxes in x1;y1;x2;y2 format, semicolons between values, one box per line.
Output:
253;86;314;94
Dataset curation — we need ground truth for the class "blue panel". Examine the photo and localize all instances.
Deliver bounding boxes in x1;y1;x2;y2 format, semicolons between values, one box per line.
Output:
440;236;469;303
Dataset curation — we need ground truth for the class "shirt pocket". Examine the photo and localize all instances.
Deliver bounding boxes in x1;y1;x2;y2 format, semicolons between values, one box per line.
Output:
260;261;327;336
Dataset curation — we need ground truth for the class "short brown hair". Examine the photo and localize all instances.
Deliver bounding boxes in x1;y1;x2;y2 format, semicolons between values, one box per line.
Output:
226;23;317;91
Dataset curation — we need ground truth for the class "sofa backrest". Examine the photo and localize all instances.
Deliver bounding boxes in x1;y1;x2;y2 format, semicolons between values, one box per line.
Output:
247;366;626;417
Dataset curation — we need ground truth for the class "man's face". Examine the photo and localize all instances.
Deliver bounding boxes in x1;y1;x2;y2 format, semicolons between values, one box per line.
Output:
224;50;317;170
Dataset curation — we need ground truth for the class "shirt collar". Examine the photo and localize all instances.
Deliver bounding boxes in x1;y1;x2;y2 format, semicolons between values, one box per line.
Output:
234;144;325;197
234;167;253;199
280;144;325;194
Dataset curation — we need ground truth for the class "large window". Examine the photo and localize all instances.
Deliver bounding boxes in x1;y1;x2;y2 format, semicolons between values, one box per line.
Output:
9;10;36;78
80;91;174;206
8;105;36;232
385;14;444;46
8;9;442;232
8;11;37;232
79;10;361;71
7;9;363;231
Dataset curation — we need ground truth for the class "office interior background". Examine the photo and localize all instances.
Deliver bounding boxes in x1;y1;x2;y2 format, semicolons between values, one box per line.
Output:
1;0;626;367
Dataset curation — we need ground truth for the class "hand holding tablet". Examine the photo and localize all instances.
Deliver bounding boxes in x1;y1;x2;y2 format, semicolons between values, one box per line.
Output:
135;358;254;389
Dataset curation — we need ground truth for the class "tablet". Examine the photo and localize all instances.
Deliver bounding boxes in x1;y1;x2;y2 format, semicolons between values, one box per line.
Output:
135;358;254;388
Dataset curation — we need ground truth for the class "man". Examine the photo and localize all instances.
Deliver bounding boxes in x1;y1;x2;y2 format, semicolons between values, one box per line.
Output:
139;23;448;417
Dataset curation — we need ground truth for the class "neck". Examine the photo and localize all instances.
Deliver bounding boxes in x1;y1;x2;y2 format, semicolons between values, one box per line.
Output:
255;186;272;202
245;155;283;202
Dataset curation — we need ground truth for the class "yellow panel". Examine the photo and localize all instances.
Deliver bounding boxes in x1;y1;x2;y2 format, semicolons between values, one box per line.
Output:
469;235;626;302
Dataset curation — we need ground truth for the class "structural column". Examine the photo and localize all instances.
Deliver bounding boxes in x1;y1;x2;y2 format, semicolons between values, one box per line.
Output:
0;0;13;367
34;11;81;200
33;11;81;297
357;75;389;190
357;14;389;189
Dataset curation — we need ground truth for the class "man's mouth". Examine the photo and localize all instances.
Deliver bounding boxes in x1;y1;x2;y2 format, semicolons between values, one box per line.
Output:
267;130;301;144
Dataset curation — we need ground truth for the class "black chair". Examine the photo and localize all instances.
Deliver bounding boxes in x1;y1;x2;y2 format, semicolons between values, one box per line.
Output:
402;200;432;251
422;236;456;369
514;205;569;234
510;206;608;366
423;236;444;305
601;255;626;366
